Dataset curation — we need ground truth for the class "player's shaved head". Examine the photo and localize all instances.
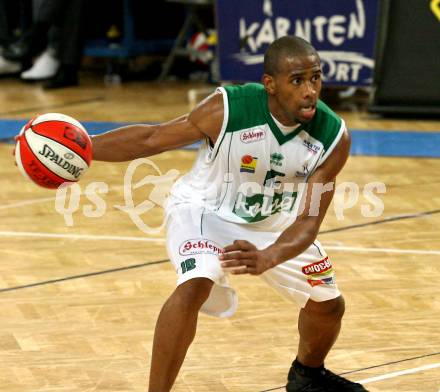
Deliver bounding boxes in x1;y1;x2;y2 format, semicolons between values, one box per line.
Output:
264;36;319;75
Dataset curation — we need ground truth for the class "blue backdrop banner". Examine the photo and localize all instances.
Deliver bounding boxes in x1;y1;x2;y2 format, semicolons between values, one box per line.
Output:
216;0;379;86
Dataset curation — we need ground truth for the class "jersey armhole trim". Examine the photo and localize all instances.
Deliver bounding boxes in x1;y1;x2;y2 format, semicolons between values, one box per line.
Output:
206;87;229;163
318;119;346;166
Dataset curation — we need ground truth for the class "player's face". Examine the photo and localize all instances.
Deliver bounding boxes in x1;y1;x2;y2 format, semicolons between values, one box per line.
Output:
266;54;322;124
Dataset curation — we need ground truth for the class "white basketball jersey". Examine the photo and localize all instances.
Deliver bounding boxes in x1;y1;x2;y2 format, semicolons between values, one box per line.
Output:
166;83;346;232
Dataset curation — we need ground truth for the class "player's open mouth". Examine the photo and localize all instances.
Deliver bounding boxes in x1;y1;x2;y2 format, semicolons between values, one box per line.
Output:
300;105;316;120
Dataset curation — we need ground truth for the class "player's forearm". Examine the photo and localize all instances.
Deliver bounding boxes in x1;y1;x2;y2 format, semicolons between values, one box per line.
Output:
266;219;319;266
92;124;158;162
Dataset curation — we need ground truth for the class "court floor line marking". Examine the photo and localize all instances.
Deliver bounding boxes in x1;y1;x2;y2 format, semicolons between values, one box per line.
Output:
260;352;440;391
0;196;58;210
0;259;169;293
0;96;105;116
1;201;439;240
357;361;440;384
261;361;440;391
0;184;127;211
320;208;440;235
1;231;440;256
339;351;440;376
0;231;166;243
324;245;440;256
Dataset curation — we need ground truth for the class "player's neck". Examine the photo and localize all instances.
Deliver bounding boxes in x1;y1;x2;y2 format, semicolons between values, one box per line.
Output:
270;112;301;135
267;96;299;127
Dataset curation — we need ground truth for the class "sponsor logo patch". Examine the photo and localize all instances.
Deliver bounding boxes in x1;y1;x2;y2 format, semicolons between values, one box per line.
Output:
240;155;258;173
270;152;284;166
303;139;321;155
307;277;335;287
240;129;266;143
295;163;310;178
181;258;196;274
303;257;335;287
179;239;223;256
302;257;332;276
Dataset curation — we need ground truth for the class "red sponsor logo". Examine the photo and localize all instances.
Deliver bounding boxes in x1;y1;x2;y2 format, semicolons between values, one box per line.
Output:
307;276;335;287
179;239;224;256
240;129;266;143
240;155;258;173
241;155;253;164
302;257;332;276
307;279;324;287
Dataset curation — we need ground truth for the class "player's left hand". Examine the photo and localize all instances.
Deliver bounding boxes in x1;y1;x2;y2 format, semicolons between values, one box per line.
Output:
219;239;275;275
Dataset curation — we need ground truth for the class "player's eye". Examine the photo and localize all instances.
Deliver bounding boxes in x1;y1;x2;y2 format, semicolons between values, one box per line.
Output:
292;78;302;86
312;74;321;82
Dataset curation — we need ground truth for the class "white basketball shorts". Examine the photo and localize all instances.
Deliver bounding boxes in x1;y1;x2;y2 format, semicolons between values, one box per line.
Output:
165;206;341;318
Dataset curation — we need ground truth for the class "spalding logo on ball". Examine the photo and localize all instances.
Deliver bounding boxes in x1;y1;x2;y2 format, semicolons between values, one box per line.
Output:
15;113;92;189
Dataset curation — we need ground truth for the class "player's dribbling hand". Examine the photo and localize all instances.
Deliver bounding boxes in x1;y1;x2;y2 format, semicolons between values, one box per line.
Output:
219;239;275;275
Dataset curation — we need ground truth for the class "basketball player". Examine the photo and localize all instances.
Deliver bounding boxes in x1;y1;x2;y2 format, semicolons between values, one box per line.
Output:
92;36;368;392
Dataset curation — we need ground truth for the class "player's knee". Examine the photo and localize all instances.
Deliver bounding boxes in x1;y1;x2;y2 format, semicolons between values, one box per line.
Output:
305;295;345;322
328;295;345;320
174;278;214;313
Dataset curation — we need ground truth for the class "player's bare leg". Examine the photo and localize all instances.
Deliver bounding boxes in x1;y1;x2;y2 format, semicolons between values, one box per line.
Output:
287;295;367;391
297;295;345;367
148;278;213;392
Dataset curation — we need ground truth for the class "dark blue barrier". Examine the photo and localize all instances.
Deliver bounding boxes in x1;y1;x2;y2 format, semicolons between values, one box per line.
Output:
2;119;440;158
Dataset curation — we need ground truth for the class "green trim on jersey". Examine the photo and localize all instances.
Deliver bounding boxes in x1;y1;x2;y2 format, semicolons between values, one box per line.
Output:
224;83;305;144
303;100;342;152
223;83;268;133
223;83;342;151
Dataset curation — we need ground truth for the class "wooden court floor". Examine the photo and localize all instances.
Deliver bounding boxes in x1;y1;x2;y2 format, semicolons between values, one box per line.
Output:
0;77;439;392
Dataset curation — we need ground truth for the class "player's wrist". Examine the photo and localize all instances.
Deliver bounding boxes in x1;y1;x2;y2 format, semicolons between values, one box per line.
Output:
263;245;284;268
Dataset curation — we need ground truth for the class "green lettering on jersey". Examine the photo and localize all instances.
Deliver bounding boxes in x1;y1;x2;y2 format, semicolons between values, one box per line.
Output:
233;169;297;222
181;258;196;274
263;169;285;188
233;191;297;222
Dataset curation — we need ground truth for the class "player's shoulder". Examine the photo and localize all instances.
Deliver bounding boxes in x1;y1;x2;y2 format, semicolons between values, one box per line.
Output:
314;100;343;129
308;99;345;137
218;83;267;133
221;82;265;101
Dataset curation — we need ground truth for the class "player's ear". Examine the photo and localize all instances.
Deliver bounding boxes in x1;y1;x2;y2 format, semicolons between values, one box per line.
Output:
262;74;276;95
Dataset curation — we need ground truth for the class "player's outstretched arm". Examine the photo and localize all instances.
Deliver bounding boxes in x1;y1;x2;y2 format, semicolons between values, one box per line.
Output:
92;92;224;162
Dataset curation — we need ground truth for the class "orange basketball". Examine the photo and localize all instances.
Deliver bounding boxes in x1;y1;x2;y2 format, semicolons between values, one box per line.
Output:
15;113;92;189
